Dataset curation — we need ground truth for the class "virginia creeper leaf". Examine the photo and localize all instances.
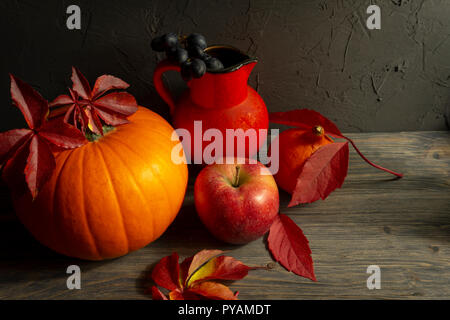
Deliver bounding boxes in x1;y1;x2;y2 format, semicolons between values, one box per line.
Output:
49;94;73;107
0;129;33;165
151;252;181;291
38;118;87;149
53;68;138;135
150;250;253;300
187;256;251;286
71;66;91;100
10;74;48;129
24;135;56;199
94;92;138;116
179;256;194;286
187;249;223;281
2;75;91;199
170;289;203;300
168;289;186;300
92;75;130;98
49;90;80;122
268;214;316;281
188;281;238;300
85;107;103;135
95;108;130;126
63;104;77;124
289;142;349;206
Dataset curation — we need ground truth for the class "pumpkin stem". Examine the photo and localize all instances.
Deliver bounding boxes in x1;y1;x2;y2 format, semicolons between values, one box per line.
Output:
233;166;241;187
85;125;116;142
312;125;324;136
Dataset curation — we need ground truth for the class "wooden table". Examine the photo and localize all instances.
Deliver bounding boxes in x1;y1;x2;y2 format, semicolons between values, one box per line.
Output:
0;131;449;300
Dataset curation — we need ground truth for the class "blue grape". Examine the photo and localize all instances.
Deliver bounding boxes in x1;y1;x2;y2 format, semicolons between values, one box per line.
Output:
188;45;207;59
163;33;179;49
151;33;179;52
204;56;224;71
152;32;216;81
186;33;207;50
167;47;189;64
191;59;207;78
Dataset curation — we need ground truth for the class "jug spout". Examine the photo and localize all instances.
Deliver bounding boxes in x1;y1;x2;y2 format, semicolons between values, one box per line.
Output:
188;45;258;109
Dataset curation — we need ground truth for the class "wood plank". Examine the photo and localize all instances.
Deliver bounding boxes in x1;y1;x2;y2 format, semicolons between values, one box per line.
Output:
0;131;449;299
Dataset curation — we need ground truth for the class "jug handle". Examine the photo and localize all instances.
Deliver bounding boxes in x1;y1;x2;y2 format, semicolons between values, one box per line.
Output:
153;60;181;116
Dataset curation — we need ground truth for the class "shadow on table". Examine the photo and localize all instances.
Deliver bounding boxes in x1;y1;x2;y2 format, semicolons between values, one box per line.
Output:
134;203;244;298
0;201;240;297
0;214;119;285
0;165;208;287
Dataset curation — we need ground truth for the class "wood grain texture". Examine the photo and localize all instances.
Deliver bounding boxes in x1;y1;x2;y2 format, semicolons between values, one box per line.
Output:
0;131;449;300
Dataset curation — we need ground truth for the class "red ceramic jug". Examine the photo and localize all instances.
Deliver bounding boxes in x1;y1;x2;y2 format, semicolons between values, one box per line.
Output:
153;45;268;163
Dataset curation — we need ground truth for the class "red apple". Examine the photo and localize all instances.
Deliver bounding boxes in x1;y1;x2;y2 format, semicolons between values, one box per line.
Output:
194;160;279;244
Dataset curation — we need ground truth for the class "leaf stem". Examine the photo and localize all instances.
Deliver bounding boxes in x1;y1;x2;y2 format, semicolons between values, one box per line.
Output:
233;166;241;187
343;135;403;178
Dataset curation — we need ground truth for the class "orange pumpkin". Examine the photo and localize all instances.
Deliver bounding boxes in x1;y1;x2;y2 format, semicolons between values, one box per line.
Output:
12;107;188;260
273;126;332;194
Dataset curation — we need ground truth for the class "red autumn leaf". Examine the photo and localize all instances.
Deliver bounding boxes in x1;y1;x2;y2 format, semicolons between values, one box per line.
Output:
85;107;104;135
38;118;88;149
187;255;252;286
94;92;138;116
51;67;138;134
268;214;316;281
201;256;251;281
169;288;203;300
67;104;89;134
49;94;74;107
92;74;130;98
187;249;223;280
50;88;89;134
188;281;238;300
24;135;56;199
1;75;88;198
0;129;33;165
151;286;168;300
269;109;403;177
168;288;186;300
95;108;129;126
150;250;252;300
289;142;349;206
50;89;92;135
10;74;48;130
151;252;181;291
179;256;194;285
71;66;91;100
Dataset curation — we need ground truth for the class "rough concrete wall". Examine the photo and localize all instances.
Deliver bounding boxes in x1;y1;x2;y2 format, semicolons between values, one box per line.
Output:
0;0;449;132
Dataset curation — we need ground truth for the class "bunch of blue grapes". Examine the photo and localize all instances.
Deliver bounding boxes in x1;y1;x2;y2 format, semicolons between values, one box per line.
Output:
151;33;224;81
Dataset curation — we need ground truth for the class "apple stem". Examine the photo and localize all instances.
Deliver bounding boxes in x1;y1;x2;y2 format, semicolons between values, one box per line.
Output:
233;166;241;187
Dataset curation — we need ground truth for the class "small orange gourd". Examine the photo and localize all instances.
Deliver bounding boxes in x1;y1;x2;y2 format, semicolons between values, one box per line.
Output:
274;126;333;194
12;107;188;260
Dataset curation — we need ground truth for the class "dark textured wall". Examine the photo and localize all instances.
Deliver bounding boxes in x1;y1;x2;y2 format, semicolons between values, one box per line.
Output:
1;0;449;132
